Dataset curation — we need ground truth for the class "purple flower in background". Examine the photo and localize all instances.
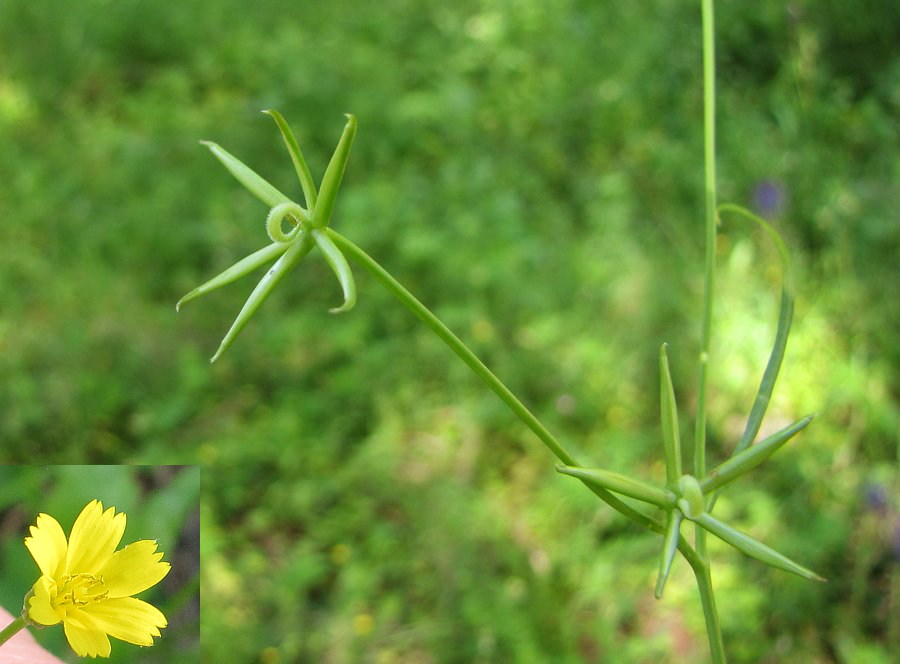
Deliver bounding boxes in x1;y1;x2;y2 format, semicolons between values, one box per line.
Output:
752;179;786;218
892;522;900;563
863;482;889;514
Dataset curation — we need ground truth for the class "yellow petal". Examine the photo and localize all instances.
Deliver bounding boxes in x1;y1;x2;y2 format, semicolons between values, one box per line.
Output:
101;540;171;598
80;597;167;647
66;500;126;574
27;575;62;626
24;513;68;579
64;608;112;658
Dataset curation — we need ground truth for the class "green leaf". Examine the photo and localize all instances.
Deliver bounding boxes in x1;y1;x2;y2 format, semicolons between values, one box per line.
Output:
176;242;290;311
313;229;356;313
655;509;684;599
200;140;295;209
693;511;826;582
312;114;357;229
556;465;676;508
210;233;315;362
701;415;814;493
659;343;682;485
263;109;319;210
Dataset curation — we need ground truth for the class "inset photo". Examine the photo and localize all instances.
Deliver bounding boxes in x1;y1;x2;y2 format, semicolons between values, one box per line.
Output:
0;466;199;663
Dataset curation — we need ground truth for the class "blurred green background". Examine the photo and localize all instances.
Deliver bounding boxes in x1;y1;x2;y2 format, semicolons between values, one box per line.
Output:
1;0;897;662
0;465;200;662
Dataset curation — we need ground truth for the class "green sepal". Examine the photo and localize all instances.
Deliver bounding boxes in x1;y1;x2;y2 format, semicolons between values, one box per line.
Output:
655;509;684;599
200;140;295;209
717;204;794;457
556;465;676;508
659;343;683;485
263;109;319;210
176;242;290;312
210;233;315;362
692;511;826;582
266;202;307;244
312;229;356;313
701;414;814;494
312;114;357;229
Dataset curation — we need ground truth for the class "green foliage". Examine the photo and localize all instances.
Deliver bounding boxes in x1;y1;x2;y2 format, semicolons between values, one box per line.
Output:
0;0;897;662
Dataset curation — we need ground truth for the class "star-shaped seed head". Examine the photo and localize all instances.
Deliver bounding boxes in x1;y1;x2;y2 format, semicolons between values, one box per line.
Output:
177;112;358;362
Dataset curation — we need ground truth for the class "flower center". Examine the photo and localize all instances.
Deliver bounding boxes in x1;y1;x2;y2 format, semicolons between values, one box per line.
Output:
55;573;109;609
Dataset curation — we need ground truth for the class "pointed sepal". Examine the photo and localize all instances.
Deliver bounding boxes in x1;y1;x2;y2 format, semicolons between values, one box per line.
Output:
263;109;319;210
717;204;795;457
210;234;315;362
312;114;357;229
701;414;814;493
200;140;295;209
659;343;683;485
692;511;826;582
556;465;676;508
312;229;356;313
176;242;290;311
655;509;684;598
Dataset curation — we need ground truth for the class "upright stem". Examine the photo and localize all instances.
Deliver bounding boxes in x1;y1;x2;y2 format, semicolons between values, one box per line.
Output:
690;557;727;663
693;2;725;661
695;0;717;567
695;0;717;491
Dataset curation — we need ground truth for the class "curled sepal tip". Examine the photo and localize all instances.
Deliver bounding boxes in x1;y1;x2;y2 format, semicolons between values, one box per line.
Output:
692;511;826;583
313;114;357;229
659;343;682;485
262;109;319;210
313;229;356;313
210;234;315;362
655;509;684;599
176;242;291;312
199;140;293;208
266;201;308;244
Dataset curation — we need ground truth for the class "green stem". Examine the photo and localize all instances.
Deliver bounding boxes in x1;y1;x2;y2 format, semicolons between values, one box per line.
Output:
0;615;26;648
695;0;717;494
694;1;725;661
327;235;726;658
688;556;727;663
327;228;662;532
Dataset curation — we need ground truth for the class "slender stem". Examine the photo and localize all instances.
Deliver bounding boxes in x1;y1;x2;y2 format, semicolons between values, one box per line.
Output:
695;0;717;491
328;228;664;532
693;2;725;661
0;615;26;648
688;556;727;663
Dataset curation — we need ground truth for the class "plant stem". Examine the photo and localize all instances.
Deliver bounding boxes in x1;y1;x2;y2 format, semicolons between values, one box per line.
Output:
695;0;717;496
694;1;725;661
328;228;663;532
332;229;723;651
0;615;26;648
689;556;727;663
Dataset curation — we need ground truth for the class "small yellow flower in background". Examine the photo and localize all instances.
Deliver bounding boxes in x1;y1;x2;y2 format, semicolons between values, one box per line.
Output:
23;499;171;658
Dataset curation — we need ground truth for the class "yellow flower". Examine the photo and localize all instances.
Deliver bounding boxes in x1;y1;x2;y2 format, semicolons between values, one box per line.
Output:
23;499;171;658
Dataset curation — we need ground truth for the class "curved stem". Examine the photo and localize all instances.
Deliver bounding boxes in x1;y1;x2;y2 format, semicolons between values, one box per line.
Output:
0;615;26;648
327;228;663;532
